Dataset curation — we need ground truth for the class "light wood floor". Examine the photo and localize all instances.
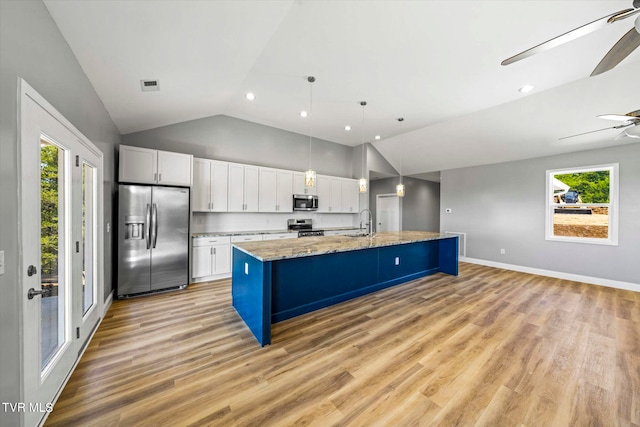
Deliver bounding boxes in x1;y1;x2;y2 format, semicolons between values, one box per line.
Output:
45;263;640;426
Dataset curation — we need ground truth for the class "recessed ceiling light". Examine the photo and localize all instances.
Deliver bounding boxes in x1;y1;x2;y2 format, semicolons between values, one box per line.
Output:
300;111;308;118
519;85;534;93
245;92;255;101
345;125;351;131
374;135;381;140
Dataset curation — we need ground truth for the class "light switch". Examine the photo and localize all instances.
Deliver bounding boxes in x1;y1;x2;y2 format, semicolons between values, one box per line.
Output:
0;251;5;275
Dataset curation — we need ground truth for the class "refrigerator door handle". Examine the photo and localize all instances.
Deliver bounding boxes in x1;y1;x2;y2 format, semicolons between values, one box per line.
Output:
152;203;159;248
145;203;151;249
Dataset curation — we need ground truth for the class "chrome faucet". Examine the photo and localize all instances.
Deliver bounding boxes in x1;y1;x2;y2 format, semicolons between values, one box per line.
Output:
359;209;374;237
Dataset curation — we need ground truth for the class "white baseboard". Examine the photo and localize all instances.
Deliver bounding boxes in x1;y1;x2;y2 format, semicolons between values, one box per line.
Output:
103;290;113;316
460;257;640;293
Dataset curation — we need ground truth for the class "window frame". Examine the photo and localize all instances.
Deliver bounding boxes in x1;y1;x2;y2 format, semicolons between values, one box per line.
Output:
545;163;619;246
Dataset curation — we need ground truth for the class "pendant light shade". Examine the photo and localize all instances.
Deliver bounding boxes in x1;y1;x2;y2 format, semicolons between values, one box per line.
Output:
358;177;367;192
305;76;316;188
359;101;368;193
305;169;316;187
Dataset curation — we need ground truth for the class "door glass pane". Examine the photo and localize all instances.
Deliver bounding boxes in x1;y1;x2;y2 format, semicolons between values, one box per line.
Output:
82;162;95;314
40;137;67;370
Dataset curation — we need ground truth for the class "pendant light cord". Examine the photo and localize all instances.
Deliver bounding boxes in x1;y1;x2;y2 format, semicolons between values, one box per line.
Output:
361;101;366;178
308;76;314;170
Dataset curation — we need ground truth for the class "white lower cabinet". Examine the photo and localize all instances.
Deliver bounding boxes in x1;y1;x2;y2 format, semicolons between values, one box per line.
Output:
192;236;231;281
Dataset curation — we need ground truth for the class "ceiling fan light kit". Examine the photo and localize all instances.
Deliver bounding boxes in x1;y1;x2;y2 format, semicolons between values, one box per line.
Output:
502;1;640;77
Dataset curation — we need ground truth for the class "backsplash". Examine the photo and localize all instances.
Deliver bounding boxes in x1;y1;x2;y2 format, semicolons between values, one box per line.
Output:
191;211;360;234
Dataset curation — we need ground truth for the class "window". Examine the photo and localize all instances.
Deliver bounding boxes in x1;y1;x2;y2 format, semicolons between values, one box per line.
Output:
546;164;618;245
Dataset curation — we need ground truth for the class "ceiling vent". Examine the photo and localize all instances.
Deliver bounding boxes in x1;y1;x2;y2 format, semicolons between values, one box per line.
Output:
140;80;160;92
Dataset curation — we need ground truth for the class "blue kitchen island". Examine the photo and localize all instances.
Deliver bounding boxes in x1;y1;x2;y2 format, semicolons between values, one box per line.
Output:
231;231;458;346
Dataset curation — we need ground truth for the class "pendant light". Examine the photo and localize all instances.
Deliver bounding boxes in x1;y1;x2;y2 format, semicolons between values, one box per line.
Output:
358;101;368;193
396;117;405;197
304;76;316;188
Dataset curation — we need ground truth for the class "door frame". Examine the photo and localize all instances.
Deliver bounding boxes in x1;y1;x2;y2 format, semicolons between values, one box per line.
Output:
18;78;104;426
375;193;401;232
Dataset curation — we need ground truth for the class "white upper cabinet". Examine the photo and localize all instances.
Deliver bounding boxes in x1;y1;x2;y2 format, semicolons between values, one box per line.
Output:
157;150;193;186
118;145;157;184
293;171;317;196
317;175;343;213
259;168;278;212
341;179;360;213
276;170;293;213
228;163;259;212
259;168;293;212
193;158;228;212
119;144;192;186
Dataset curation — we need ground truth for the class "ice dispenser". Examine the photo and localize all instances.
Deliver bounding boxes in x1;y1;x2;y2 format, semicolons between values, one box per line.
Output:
124;216;145;240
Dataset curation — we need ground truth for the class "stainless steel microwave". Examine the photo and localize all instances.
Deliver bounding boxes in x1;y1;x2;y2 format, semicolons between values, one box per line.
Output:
293;194;318;211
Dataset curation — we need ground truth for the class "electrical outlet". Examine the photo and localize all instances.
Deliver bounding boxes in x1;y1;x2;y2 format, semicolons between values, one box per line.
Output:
500;248;506;255
0;251;4;275
244;262;249;275
395;257;400;265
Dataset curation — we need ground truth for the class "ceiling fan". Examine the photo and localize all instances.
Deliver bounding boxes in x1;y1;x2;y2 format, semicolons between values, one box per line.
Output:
502;0;640;76
559;109;640;140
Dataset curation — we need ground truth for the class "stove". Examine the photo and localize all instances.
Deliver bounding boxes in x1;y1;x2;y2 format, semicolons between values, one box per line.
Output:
288;219;324;238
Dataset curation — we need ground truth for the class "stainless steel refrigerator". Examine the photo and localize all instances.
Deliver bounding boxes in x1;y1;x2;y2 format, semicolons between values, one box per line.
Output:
117;185;190;298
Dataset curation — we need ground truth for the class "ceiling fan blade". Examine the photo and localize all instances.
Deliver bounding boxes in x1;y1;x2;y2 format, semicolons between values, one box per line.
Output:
559;126;618;140
502;9;636;66
615;125;640;139
591;26;640;76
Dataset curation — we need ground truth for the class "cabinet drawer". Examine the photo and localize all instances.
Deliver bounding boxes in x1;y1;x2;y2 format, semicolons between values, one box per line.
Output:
193;236;231;246
262;233;298;241
231;235;263;243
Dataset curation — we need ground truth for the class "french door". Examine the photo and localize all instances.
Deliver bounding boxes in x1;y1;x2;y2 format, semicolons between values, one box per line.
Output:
20;80;103;427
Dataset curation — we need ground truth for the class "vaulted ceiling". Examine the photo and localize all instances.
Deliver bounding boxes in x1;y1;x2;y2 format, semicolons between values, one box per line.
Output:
44;0;640;177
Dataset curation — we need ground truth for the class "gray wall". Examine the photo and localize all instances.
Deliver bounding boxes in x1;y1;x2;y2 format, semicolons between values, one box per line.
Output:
0;1;120;422
440;143;640;284
123;115;356;178
369;177;440;232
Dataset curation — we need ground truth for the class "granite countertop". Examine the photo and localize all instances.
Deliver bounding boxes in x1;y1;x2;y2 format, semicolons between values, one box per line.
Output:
232;231;457;261
192;226;361;238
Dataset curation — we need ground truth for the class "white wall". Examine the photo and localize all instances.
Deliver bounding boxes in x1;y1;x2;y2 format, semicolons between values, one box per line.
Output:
0;1;121;423
440;143;640;287
122;114;357;178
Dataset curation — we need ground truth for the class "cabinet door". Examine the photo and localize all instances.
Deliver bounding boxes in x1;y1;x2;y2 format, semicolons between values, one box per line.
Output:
341;179;359;213
119;145;157;184
213;244;231;275
276;170;293;212
293;171;317;196
259;168;278;212
192;246;213;278
316;175;332;212
330;178;343;212
210;160;228;212
228;163;245;212
192;159;212;211
157;150;193;186
244;165;260;212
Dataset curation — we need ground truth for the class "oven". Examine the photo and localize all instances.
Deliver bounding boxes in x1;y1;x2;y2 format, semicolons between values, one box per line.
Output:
287;218;324;237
